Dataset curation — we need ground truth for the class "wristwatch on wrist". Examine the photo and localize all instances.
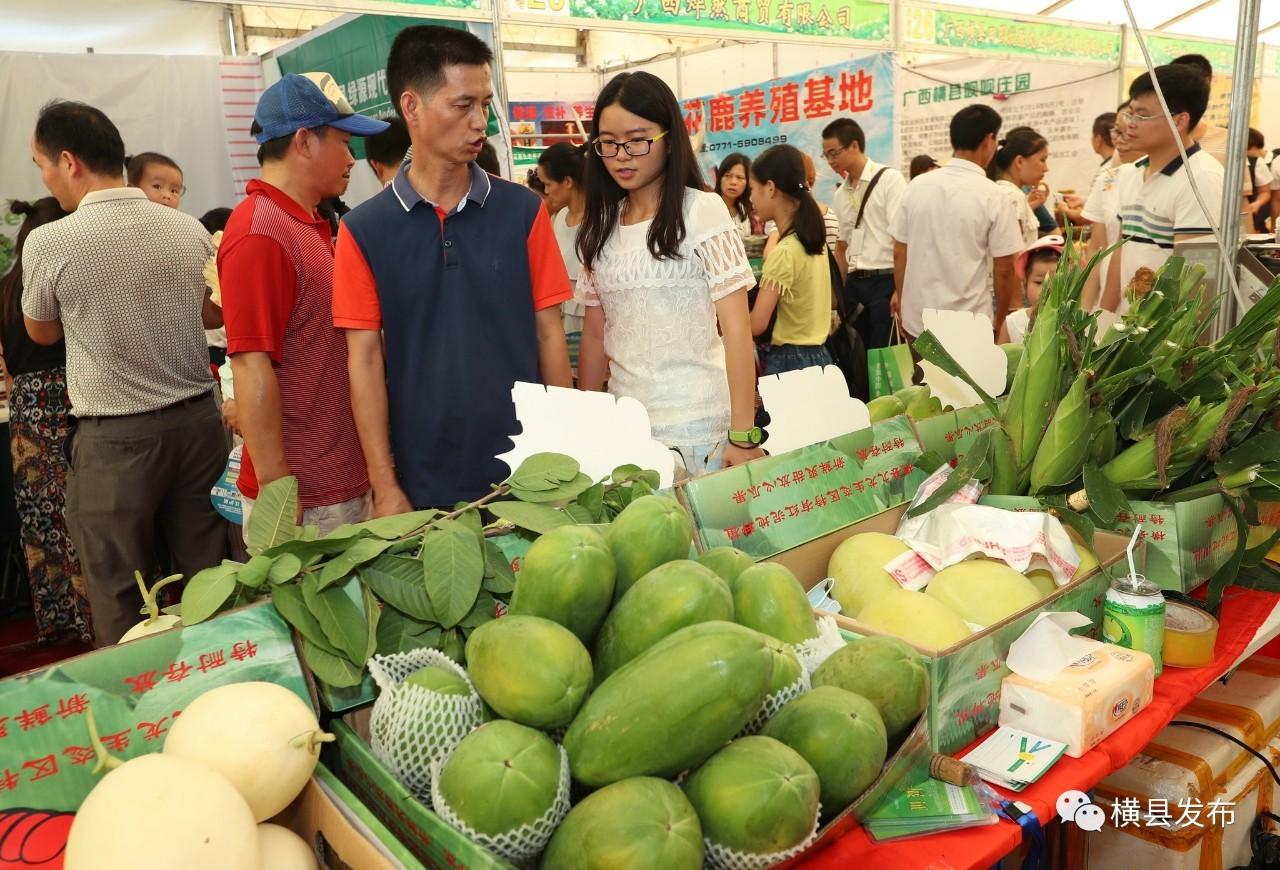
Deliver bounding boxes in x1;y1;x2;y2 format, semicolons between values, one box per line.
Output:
727;427;763;448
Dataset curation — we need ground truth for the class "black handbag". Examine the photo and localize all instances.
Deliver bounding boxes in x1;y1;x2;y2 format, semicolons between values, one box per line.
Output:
823;248;870;401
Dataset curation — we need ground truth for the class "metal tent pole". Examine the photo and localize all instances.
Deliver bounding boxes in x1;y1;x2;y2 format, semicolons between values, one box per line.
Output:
1213;0;1262;338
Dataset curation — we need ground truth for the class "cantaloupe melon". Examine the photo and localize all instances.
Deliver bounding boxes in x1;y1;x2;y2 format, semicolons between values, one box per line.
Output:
257;823;317;870
925;560;1042;627
828;533;911;617
856;588;971;651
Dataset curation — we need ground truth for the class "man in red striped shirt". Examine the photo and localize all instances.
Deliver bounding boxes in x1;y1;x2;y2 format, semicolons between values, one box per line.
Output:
218;72;388;534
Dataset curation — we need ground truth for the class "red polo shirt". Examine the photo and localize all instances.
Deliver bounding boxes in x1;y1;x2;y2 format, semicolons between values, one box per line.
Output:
217;180;369;508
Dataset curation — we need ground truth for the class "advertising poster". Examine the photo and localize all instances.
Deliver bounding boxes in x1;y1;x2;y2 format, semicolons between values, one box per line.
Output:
682;51;897;204
898;56;1120;198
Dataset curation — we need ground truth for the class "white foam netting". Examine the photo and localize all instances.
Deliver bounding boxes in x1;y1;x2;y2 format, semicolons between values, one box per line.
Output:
794;616;846;675
703;803;823;870
368;649;484;802
736;668;811;737
430;743;572;867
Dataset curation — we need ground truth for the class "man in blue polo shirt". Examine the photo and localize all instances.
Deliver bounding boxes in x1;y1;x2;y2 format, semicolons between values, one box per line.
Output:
334;25;572;515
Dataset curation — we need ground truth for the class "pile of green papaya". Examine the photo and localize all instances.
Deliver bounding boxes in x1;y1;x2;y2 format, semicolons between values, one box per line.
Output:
398;493;930;868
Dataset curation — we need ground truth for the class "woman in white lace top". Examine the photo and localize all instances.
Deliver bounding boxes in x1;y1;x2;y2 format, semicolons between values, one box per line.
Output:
576;72;764;475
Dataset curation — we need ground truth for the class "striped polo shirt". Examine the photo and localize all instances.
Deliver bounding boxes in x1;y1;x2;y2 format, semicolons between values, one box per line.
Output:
334;161;571;508
218;180;369;509
1114;144;1224;303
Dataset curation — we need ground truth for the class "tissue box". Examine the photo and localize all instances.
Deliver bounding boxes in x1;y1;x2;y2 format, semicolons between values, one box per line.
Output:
999;643;1155;758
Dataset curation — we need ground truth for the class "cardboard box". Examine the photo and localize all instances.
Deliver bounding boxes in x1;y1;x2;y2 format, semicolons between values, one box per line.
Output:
0;602;413;868
980;494;1233;594
765;503;1129;755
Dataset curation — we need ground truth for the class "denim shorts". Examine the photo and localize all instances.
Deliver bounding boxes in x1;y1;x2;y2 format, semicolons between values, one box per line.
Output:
762;343;833;376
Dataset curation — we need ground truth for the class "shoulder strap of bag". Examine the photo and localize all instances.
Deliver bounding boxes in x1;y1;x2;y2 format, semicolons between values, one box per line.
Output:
854;167;890;230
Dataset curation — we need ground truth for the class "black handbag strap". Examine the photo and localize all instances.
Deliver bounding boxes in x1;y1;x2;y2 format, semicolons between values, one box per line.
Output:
854;167;889;230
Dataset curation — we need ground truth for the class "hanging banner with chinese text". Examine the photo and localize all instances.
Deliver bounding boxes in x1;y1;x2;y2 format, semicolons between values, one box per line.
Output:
902;4;1120;65
507;0;890;42
683;51;896;204
898;56;1120;200
508;100;593;149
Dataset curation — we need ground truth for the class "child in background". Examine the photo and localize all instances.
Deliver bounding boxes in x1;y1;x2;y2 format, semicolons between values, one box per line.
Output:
749;145;834;376
999;235;1063;344
127;152;185;209
537;142;589;368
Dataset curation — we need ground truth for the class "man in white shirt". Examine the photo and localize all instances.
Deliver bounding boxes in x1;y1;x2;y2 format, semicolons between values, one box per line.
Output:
1247;128;1273;234
822;117;907;349
1102;64;1225;313
889;104;1023;340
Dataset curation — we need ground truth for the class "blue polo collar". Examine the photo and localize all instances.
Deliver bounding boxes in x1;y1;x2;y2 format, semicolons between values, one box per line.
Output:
390;160;492;214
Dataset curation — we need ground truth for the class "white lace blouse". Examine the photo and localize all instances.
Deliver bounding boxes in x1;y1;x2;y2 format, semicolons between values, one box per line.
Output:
578;188;755;448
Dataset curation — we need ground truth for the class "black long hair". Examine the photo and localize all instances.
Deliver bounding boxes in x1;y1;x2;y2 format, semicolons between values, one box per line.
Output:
714;152;752;221
751;145;825;256
0;198;69;331
537;141;586;185
989;126;1047;181
577;72;706;271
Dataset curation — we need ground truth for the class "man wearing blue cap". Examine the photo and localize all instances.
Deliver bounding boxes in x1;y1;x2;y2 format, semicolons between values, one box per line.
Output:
218;72;389;536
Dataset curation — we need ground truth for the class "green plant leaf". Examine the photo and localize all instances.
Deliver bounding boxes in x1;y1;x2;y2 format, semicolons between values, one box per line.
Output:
360;554;436;621
577;483;606;522
510;473;595;504
376;606;443;656
1216;432;1280;478
340;510;439;540
1082;464;1132;524
268;553;303;585
247;475;300;553
561;503;595;524
509;474;559;493
460;591;499;629
488;500;573;534
302;575;370;664
317;537;394;590
637;470;660;490
441;627;464;663
611;464;642;483
421;520;484;629
482;541;517;594
514;452;580;483
237;554;274;589
270;583;334;649
361;581;380;663
454;507;483;536
301;639;363;688
180;563;240;625
264;534;369;562
906;432;991;519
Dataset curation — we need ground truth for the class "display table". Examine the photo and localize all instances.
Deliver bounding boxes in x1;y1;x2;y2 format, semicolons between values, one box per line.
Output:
799;586;1280;869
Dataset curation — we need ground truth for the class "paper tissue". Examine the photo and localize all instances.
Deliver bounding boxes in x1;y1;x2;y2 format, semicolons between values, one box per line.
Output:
998;612;1155;758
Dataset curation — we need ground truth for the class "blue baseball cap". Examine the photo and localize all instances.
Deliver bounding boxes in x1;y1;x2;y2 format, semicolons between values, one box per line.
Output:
253;72;390;144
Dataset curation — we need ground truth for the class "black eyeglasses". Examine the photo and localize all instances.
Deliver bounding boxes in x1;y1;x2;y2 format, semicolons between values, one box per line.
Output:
592;130;669;158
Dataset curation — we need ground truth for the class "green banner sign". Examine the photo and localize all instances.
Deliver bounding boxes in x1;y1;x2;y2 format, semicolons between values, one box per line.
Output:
509;0;889;41
904;6;1120;64
1140;34;1234;73
681;416;927;559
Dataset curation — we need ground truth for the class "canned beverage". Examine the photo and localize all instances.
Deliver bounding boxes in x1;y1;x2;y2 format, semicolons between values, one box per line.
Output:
1102;573;1166;676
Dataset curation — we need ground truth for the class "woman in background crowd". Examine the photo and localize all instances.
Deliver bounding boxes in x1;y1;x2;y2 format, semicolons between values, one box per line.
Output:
989;127;1050;247
715;152;756;238
537;142;589;368
0;199;92;644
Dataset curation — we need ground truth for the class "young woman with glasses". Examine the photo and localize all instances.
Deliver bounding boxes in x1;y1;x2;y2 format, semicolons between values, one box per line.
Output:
576;72;764;475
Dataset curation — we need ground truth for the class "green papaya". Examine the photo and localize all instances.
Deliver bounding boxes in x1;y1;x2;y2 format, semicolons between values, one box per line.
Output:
541;777;703;870
765;637;804;694
682;736;820;855
695;546;755;592
565;621;774;787
731;563;819;645
508;525;616;645
403;664;472;696
465;615;592;729
762;686;887;811
437;720;561;836
811;635;929;741
604;495;693;602
593;560;734;681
